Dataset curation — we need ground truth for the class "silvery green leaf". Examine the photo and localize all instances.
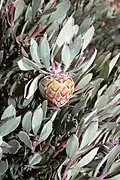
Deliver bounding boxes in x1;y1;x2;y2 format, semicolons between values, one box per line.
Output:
79;17;93;34
84;110;97;124
18;58;40;71
94;94;108;110
105;84;117;98
1;141;11;148
109;53;120;76
105;145;120;171
107;94;120;107
42;100;47;119
25;5;32;20
39;120;52;143
32;0;41;17
24;79;33;98
61;44;71;70
0;147;2;160
71;147;99;177
22;96;33;107
69;35;82;62
72;99;87;116
77;73;93;89
98;85;107;97
8;139;21;154
80;118;98;149
0;136;3;146
32;106;43;134
56;16;74;48
50;110;58;122
100;62;109;79
14;0;25;21
82;49;97;73
82;26;95;51
66;134;79;158
101;122;117;130
22;111;32;133
1;104;16;121
49;1;70;23
108;161;120;175
94;147;118;177
39;35;50;70
111;105;120;116
18;131;32;148
30;38;41;65
29;152;42;166
0;116;21;137
26;74;42;99
73;25;79;36
0;160;8;176
77;147;99;168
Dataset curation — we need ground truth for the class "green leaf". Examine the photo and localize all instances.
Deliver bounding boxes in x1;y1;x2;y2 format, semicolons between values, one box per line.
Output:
14;0;25;21
18;131;32;148
80;118;98;149
18;58;40;71
30;39;41;65
77;73;93;89
100;62;109;79
22;111;32;133
94;94;108;110
39;120;52;143
109;53;120;76
26;74;42;99
0;160;8;176
1;104;16;121
32;106;43;134
49;1;70;23
61;44;71;70
29;152;42;166
82;26;95;51
8;139;21;154
69;35;82;62
66;134;79;158
39;35;50;70
0;116;21;137
56;16;74;48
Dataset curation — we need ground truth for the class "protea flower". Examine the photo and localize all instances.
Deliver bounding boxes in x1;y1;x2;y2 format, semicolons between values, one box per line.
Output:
18;16;95;108
39;60;75;107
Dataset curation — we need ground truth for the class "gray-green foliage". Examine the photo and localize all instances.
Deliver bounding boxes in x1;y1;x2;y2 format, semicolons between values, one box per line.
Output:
1;0;120;179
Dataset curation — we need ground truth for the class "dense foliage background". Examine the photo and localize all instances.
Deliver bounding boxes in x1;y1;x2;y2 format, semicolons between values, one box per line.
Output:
1;0;120;180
